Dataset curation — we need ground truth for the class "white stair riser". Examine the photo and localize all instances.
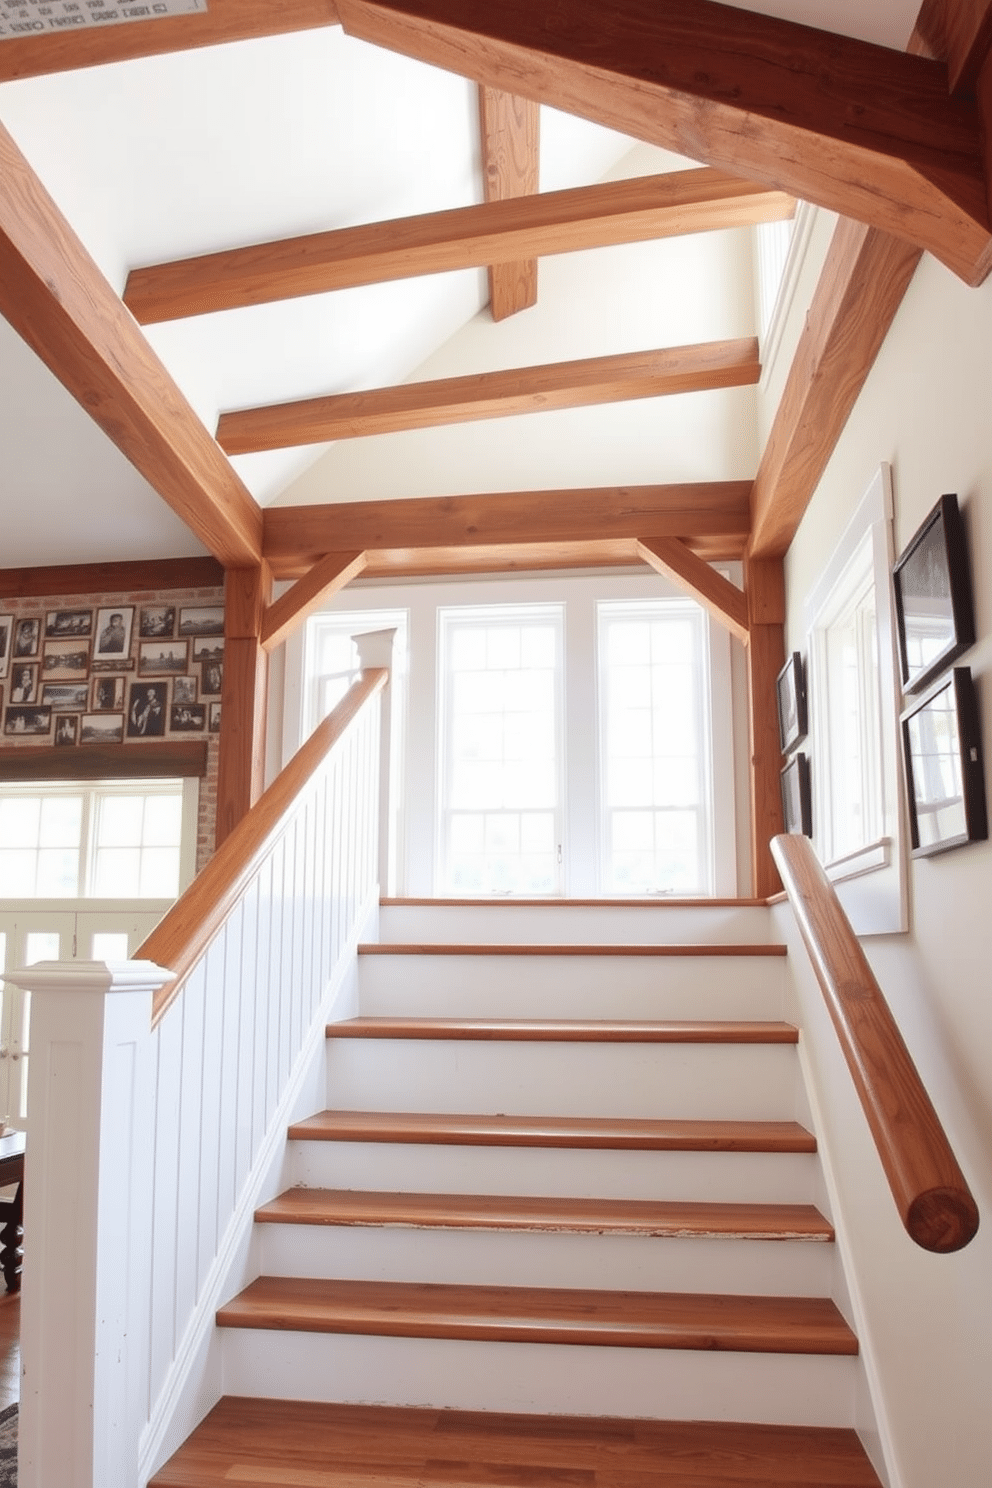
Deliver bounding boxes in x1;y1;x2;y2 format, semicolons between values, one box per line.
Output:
325;1041;801;1120
257;1223;835;1296
357;953;787;1020
286;1142;819;1204
378;904;776;946
221;1329;858;1427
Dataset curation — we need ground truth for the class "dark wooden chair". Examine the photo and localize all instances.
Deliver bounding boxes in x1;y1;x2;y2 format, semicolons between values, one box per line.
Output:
0;1131;26;1294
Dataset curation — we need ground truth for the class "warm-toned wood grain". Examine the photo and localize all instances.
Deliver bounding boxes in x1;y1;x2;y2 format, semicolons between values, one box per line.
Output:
744;562;786;899
357;942;786;956
217;1274;857;1354
140;669;387;1023
381;895;770;906
0;556;223;600
263;484;753;577
217;339;760;453
912;0;992;89
288;1109;818;1151
215;566;273;847
749;220;922;560
0;0;341;83
772;833;979;1253
261;551;367;652
149;1397;884;1488
0;740;207;783
326;1017;797;1042
479;88;540;321
123;170;794;324
636;536;749;642
256;1186;834;1240
0;123;262;569
336;0;992;285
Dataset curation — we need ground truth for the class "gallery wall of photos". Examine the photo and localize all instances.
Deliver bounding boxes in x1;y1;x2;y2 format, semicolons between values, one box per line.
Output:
0;582;223;871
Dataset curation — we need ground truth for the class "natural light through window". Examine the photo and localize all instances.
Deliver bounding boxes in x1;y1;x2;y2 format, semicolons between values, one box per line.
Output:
599;600;712;895
439;605;563;894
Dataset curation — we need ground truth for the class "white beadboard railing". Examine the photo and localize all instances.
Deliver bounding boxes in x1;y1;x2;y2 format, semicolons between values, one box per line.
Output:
9;668;387;1488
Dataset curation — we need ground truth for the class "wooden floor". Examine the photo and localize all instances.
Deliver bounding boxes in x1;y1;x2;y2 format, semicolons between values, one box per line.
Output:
0;1294;19;1410
149;1398;884;1487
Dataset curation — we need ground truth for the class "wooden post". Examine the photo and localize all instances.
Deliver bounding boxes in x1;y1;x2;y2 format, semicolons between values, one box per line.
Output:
216;563;273;847
744;555;786;898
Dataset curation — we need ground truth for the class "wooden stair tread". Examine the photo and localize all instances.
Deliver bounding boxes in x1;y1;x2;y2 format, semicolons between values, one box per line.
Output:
217;1276;857;1355
327;1017;799;1043
149;1397;884;1486
256;1187;834;1240
288;1110;817;1152
360;941;787;956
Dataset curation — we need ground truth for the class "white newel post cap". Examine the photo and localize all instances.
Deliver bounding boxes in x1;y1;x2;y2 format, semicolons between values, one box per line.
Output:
3;957;173;997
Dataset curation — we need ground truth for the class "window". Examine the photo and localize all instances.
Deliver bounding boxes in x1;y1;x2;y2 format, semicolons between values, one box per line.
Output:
0;780;195;900
438;605;563;894
598;600;713;894
304;608;408;737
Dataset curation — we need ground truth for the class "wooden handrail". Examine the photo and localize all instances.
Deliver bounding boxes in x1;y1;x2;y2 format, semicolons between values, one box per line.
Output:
772;834;978;1253
140;668;388;1025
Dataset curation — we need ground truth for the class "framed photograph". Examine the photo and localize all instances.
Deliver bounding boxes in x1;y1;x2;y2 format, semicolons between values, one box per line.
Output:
42;682;89;713
170;702;206;733
54;714;79;748
200;659;223;697
91;657;135;674
191;635;224;664
81;713;124;745
892;493;975;695
901;667;987;857
173;675;198;706
127;682;167;739
139;605;176;639
46;608;92;639
92;606;134;662
4;705;52;737
13;617;41;659
776;652;807;754
0;615;12;679
138;639;188;676
91;675;126;712
42;639;90;680
780;752;812;836
8;663;37;705
178;605;224;638
208;701;222;734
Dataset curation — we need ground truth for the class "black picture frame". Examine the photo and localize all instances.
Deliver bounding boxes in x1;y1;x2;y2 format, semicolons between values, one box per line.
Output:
780;752;812;836
892;493;975;695
901;667;987;857
776;652;807;755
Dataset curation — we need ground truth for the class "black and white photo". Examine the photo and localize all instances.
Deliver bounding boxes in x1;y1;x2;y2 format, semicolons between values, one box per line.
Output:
9;664;37;705
92;675;126;712
127;682;167;738
138;639;188;676
201;659;223;696
43;682;90;713
139;606;177;639
208;701;221;733
191;635;224;664
0;615;14;679
42;639;90;680
54;714;79;747
46;609;93;639
13;617;40;658
93;606;134;661
4;704;51;737
179;605;224;637
81;713;124;745
173;675;198;706
170;702;206;733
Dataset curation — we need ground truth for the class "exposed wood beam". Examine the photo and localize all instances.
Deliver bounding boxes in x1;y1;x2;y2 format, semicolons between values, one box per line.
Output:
0;122;262;570
0;0;341;83
749;220;923;561
336;0;992;286
263;485;752;579
479;88;540;321
636;538;748;643
0;556;223;599
262;551;369;651
123;169;794;325
743;556;785;899
217;565;272;846
911;0;992;90
0;741;207;783
218;338;759;454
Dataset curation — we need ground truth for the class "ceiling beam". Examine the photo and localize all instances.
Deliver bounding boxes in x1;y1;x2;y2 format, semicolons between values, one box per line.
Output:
217;337;759;454
0;556;223;599
262;551;369;651
479;88;540;321
911;0;992;91
636;537;749;643
0;122;263;570
336;0;992;286
262;484;753;578
0;0;341;83
123;168;794;324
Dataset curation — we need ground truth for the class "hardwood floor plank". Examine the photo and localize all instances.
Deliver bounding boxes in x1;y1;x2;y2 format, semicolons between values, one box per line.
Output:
326;1018;799;1044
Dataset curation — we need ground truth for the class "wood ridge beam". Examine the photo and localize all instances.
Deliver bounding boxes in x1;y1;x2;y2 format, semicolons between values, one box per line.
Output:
124;169;794;324
636;537;749;643
217;338;760;454
262;551;368;651
479;87;540;321
911;0;992;91
0;121;262;569
336;0;992;285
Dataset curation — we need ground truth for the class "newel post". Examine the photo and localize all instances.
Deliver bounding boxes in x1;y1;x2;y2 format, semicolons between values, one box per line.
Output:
6;958;171;1488
354;630;398;897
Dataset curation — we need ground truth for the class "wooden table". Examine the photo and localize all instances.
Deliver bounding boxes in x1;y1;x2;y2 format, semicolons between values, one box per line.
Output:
0;1131;25;1294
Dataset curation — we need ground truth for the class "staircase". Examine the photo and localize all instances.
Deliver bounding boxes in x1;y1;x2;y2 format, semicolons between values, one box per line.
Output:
150;899;884;1487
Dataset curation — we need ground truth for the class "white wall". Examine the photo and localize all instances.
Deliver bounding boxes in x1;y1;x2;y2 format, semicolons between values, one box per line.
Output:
777;251;992;1487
